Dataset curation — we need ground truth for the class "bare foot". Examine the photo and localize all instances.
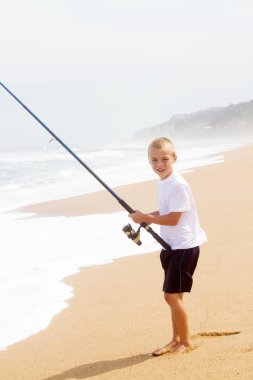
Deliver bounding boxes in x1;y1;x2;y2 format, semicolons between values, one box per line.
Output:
173;342;196;354
152;340;179;356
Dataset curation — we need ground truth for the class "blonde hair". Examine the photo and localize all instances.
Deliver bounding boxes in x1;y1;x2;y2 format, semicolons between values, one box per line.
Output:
148;137;176;156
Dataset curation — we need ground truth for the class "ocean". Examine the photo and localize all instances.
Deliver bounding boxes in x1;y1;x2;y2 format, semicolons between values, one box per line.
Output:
0;139;246;350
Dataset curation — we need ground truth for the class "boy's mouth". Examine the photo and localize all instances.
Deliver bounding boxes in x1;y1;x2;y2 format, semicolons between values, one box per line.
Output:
156;168;165;173
156;168;167;177
155;167;172;179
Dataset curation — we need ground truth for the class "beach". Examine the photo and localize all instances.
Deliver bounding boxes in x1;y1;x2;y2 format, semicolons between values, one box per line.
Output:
0;145;253;380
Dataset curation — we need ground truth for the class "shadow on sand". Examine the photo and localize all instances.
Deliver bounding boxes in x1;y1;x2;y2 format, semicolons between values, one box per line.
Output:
43;353;152;380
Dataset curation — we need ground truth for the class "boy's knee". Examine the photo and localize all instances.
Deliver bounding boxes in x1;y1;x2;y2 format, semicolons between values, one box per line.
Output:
164;292;180;305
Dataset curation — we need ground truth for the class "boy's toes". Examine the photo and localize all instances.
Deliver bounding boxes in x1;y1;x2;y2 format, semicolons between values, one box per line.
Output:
152;342;178;356
152;347;168;356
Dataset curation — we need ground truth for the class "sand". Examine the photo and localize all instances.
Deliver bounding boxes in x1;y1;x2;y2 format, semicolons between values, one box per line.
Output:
1;146;253;380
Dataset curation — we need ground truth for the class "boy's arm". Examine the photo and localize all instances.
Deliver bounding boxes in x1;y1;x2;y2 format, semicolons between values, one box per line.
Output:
129;211;182;226
149;211;159;216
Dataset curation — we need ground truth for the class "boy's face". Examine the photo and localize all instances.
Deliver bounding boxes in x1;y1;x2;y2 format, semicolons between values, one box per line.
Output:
148;145;177;180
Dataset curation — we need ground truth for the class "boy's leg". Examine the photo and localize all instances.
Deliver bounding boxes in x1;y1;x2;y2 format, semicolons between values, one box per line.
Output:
152;293;183;356
165;292;194;352
171;293;183;341
153;292;194;356
171;314;180;342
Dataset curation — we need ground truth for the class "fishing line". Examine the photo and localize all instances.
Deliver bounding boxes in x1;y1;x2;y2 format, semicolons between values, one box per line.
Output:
0;81;171;251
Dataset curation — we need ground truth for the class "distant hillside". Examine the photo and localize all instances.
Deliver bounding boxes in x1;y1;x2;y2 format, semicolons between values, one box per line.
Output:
134;100;253;144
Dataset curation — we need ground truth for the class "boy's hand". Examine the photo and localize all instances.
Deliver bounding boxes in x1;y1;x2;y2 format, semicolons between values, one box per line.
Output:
129;211;151;224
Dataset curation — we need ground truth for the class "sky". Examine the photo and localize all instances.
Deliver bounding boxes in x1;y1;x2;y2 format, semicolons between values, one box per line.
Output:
1;0;253;147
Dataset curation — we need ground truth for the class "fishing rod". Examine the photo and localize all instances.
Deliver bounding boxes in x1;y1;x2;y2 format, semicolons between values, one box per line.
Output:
0;81;171;251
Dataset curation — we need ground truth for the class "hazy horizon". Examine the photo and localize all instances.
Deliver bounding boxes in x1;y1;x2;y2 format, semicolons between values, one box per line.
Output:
1;0;253;148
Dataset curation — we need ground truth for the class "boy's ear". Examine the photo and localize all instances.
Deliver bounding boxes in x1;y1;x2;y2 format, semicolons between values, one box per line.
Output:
173;154;177;162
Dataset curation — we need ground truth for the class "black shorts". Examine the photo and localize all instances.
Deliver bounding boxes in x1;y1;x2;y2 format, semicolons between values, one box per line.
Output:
160;246;199;294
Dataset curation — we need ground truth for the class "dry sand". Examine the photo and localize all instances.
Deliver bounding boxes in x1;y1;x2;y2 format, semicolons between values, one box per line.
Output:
1;146;253;380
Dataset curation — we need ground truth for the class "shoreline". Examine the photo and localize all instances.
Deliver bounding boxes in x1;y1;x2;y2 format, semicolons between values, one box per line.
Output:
16;142;250;218
1;145;253;379
17;179;158;217
15;143;252;217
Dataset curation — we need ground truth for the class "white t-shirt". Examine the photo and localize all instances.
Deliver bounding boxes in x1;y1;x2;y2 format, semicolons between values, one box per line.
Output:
157;171;207;250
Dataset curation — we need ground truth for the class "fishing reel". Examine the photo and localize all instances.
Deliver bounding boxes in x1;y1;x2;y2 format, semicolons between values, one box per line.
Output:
122;224;142;246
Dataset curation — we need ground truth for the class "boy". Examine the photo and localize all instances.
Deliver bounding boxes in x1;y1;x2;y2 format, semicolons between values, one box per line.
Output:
129;137;207;355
